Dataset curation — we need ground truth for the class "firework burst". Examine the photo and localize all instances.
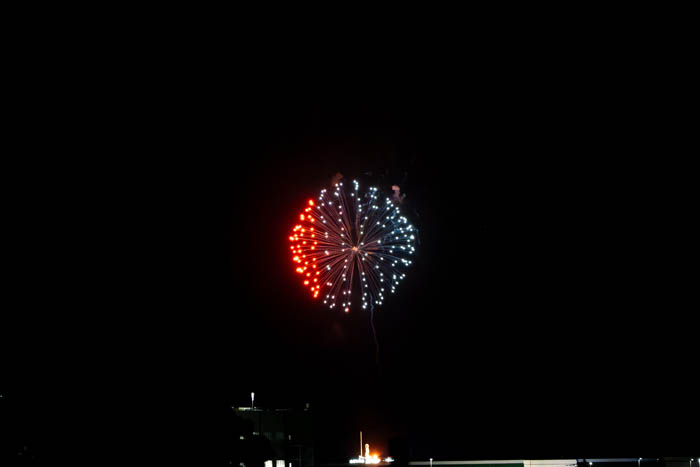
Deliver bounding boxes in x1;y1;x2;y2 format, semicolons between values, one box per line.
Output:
289;180;416;312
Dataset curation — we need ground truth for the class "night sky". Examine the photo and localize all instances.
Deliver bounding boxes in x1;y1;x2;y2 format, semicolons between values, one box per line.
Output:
209;100;695;459
3;84;696;464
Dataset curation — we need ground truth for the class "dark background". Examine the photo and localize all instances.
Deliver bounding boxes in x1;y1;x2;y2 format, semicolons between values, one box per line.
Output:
3;66;696;464
188;93;694;460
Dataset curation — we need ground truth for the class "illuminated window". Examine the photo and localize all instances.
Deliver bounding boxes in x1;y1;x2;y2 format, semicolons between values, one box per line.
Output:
277;461;285;467
265;461;272;467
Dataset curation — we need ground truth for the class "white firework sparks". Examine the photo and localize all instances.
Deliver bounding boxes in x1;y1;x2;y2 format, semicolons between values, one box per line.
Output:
289;180;416;312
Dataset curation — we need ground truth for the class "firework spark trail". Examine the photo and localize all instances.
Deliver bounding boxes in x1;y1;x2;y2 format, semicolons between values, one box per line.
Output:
369;295;380;374
290;180;417;313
